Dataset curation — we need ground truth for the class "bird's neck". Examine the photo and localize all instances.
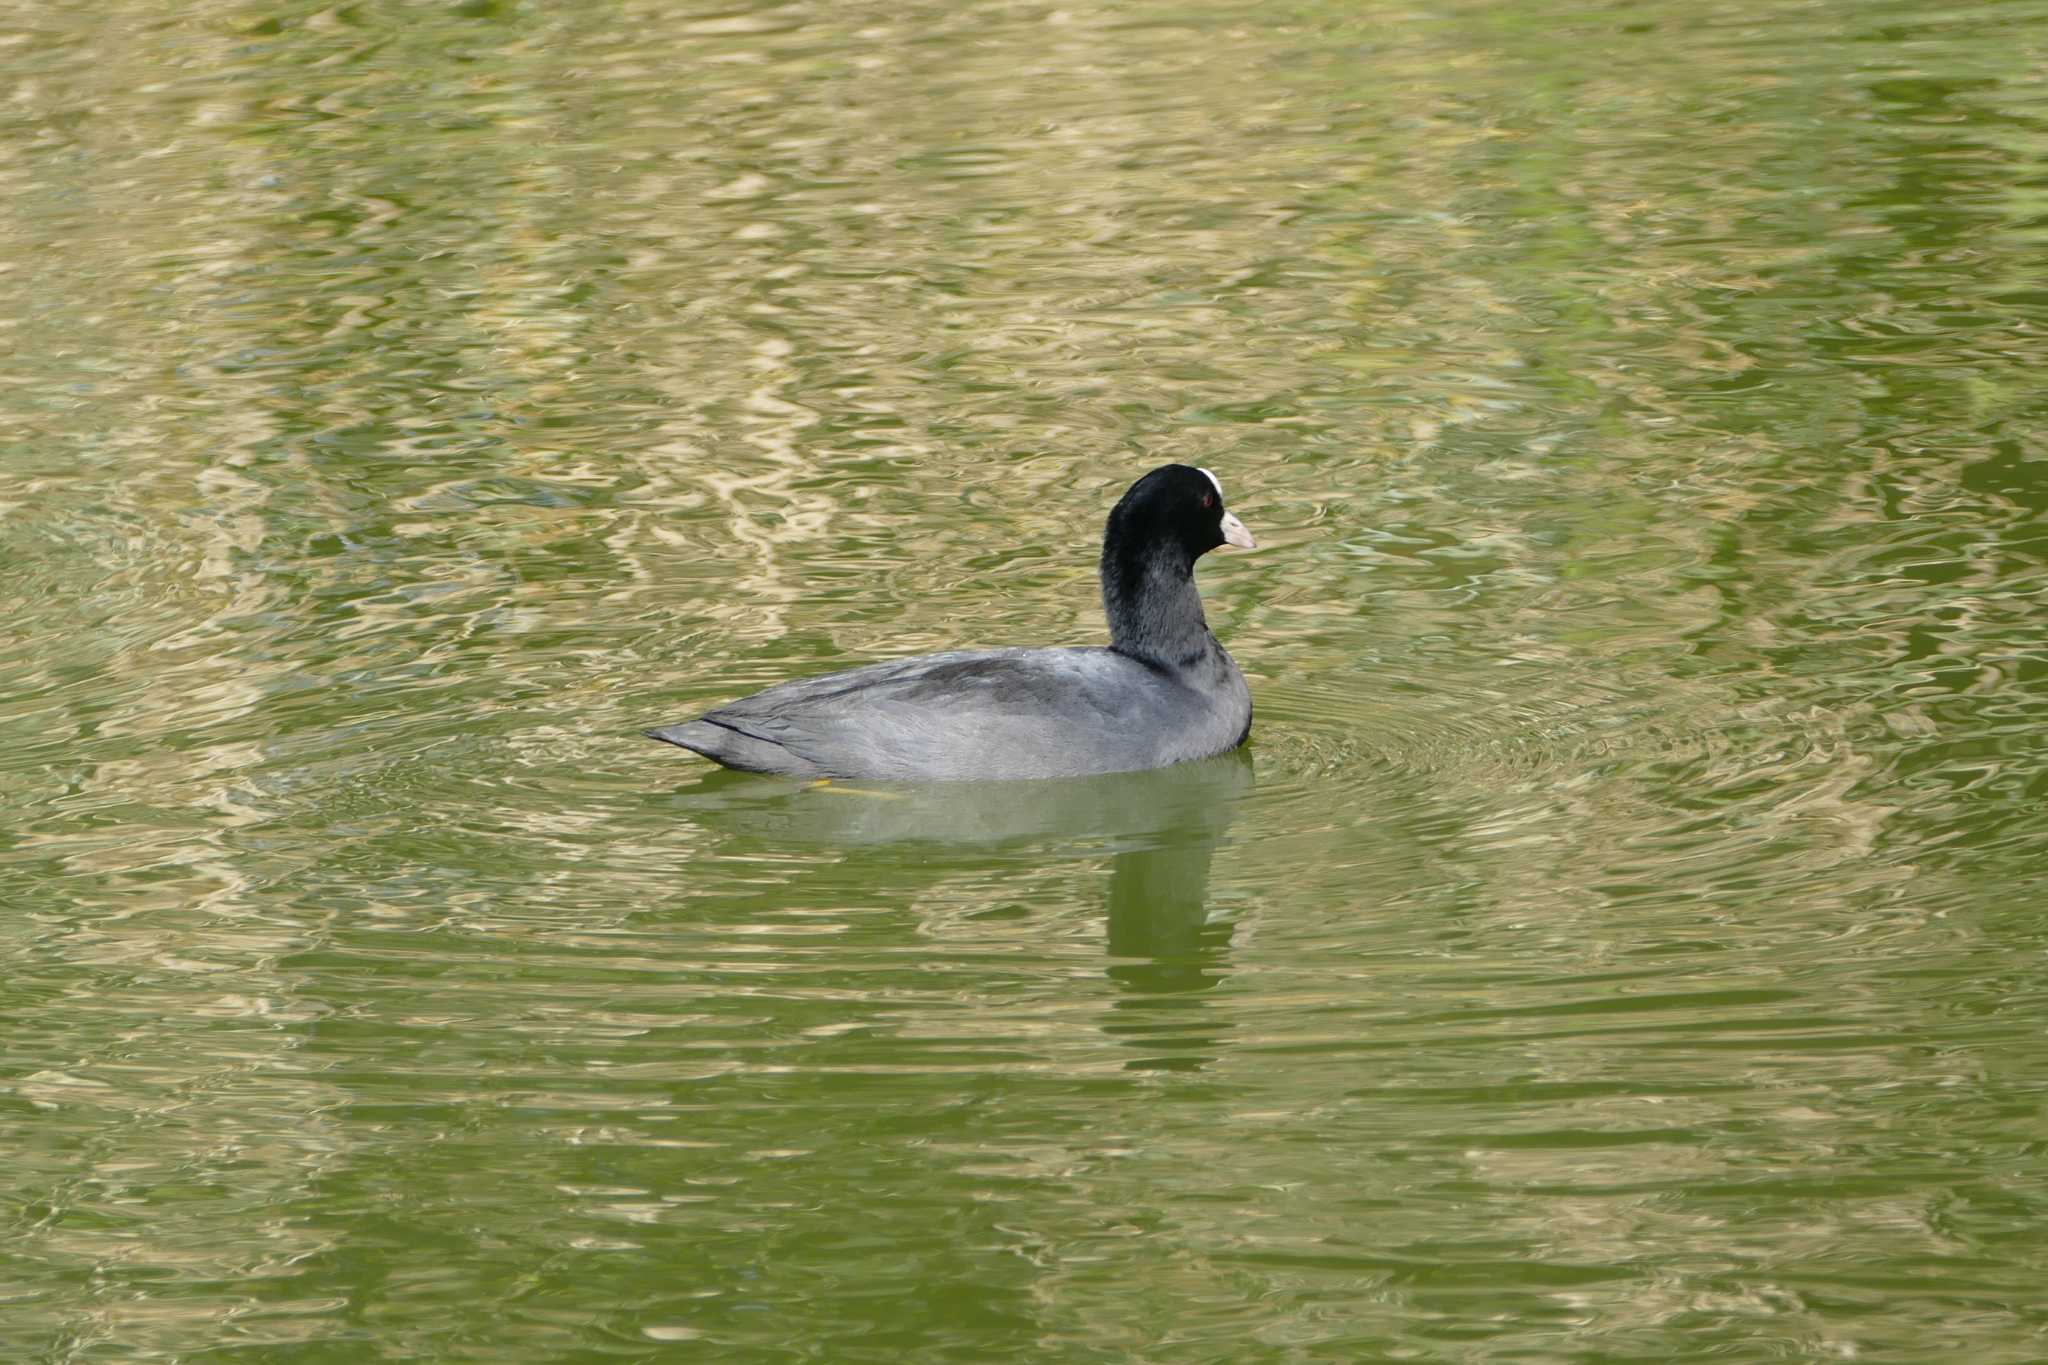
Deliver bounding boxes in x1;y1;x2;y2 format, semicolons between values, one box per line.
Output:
1101;547;1213;670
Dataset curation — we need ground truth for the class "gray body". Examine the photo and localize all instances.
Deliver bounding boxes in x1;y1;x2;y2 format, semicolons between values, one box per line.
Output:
647;463;1256;783
649;640;1250;782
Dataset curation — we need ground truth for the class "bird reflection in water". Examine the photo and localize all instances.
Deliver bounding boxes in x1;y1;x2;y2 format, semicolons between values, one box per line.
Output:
663;751;1253;1071
1100;804;1238;1070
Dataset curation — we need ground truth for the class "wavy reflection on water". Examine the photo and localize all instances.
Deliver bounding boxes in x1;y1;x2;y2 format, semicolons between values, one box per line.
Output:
6;0;2048;1358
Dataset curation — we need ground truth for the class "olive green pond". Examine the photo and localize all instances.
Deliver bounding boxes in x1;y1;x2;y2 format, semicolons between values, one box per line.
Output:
4;0;2048;1359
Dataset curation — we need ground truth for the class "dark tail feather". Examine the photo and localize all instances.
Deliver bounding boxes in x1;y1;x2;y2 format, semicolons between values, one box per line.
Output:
645;719;809;776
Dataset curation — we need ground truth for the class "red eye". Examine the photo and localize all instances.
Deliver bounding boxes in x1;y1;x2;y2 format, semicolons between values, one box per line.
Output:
1202;493;1215;509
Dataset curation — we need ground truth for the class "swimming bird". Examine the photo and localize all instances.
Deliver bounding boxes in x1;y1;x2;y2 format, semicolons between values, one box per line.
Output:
647;464;1256;781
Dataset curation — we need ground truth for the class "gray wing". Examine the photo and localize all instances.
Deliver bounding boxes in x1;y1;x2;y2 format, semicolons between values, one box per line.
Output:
652;648;1205;781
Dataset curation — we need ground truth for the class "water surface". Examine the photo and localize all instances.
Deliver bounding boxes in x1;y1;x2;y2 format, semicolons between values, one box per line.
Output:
5;0;2048;1359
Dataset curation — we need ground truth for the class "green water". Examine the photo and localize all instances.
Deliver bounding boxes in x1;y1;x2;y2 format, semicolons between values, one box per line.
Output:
6;0;2048;1359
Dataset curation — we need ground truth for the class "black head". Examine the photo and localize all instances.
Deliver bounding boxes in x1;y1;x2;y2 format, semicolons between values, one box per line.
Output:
1101;464;1256;568
1098;464;1256;663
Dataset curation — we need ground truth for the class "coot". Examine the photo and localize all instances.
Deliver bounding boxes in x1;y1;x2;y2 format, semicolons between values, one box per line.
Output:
647;464;1256;781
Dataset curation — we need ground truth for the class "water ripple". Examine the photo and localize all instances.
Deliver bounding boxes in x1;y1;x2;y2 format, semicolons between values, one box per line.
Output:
7;0;2048;1358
